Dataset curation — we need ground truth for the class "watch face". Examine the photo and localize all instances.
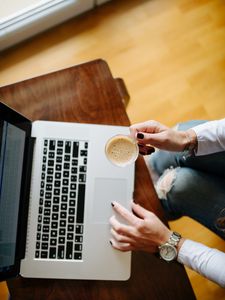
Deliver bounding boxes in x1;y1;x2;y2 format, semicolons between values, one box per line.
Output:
159;244;177;261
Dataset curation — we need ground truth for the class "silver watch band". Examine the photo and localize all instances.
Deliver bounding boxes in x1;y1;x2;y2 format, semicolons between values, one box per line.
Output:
168;231;181;247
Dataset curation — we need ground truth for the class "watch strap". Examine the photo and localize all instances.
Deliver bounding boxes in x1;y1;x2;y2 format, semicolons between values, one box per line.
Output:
168;231;181;247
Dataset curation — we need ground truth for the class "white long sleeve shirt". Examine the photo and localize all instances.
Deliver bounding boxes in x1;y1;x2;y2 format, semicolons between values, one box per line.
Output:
193;118;225;156
177;240;225;287
177;119;225;287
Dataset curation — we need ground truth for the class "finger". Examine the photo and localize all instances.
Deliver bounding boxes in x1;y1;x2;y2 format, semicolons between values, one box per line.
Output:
129;122;148;138
110;239;133;252
131;202;152;219
138;144;155;155
109;215;134;237
130;121;157;134
136;131;162;146
111;201;138;225
110;228;134;244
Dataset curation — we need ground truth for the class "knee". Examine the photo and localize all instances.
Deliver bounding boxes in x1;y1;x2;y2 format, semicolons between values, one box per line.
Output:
155;167;177;200
156;167;192;201
155;167;193;218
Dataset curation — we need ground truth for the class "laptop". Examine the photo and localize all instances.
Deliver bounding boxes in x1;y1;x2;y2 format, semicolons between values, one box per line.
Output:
0;101;134;281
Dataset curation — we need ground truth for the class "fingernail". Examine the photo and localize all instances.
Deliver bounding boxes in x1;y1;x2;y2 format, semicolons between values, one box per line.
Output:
109;240;113;246
111;202;115;207
137;133;144;139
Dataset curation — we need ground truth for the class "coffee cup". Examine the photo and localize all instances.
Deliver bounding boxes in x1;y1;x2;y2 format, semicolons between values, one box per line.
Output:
105;134;139;167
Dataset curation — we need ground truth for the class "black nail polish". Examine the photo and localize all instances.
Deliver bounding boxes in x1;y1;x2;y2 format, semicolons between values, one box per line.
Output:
137;133;144;139
111;202;114;207
109;241;113;246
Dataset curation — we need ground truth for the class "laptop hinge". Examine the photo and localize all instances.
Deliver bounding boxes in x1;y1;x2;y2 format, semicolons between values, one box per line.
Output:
17;136;36;259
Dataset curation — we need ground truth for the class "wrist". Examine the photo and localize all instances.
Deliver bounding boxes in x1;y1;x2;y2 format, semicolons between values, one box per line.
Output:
177;237;185;254
159;229;173;246
182;129;198;154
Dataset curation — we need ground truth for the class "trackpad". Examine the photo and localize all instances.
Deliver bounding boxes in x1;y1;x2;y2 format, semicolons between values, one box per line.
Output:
92;178;127;224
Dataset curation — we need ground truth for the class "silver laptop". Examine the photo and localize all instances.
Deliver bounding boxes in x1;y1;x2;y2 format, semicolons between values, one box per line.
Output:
0;102;134;281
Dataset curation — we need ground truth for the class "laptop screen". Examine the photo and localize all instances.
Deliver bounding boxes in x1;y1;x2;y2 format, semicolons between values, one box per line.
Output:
0;121;26;276
0;102;31;281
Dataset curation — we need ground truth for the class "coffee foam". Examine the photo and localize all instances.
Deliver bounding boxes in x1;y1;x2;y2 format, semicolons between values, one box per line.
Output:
105;135;138;166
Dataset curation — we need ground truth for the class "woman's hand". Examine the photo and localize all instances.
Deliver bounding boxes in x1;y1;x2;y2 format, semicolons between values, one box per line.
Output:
129;120;196;152
109;201;172;253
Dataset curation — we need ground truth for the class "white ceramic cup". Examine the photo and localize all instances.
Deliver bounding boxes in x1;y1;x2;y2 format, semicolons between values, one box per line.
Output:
105;134;139;167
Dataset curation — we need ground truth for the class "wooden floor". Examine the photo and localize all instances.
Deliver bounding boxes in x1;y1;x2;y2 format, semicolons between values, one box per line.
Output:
0;0;225;299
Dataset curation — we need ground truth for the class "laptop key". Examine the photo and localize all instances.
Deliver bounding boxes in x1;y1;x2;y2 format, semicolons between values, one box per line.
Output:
49;140;56;150
50;239;57;246
48;152;55;159
57;140;63;147
74;252;82;260
58;246;64;259
77;185;85;223
42;234;49;241
59;228;66;235
72;159;78;166
48;160;54;166
65;141;71;154
64;155;70;162
43;217;50;224
66;242;73;259
79;166;87;173
59;237;65;244
49;247;56;259
75;225;83;234
75;235;83;243
75;244;82;251
67;233;73;240
46;176;53;183
41;243;48;250
73;142;79;158
41;251;48;259
80;150;87;157
56;156;63;163
47;168;53;174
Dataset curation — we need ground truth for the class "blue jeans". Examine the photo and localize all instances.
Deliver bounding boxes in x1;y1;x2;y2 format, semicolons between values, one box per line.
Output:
149;120;225;240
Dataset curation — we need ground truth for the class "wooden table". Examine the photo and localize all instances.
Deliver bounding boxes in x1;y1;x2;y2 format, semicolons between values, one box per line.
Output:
0;59;196;300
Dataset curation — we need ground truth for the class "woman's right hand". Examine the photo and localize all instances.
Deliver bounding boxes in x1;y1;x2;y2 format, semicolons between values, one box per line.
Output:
129;120;197;153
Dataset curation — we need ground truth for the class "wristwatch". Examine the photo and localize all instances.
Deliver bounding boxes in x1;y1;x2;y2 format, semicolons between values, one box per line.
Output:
158;231;181;262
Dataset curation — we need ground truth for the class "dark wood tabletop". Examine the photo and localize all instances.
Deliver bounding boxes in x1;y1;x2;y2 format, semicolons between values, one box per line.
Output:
0;59;196;300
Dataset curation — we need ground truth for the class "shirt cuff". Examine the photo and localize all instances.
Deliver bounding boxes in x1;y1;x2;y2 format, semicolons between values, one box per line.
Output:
192;119;225;156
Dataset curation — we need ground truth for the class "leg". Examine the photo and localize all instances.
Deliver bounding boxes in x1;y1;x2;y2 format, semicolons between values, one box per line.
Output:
156;167;225;240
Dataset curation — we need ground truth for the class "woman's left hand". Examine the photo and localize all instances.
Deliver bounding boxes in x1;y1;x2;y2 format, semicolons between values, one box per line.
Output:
109;201;172;252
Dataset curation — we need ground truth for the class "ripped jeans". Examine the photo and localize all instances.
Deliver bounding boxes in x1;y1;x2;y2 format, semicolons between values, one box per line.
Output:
148;120;225;240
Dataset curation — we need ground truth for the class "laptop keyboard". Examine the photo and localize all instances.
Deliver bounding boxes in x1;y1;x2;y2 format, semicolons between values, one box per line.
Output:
35;138;88;260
